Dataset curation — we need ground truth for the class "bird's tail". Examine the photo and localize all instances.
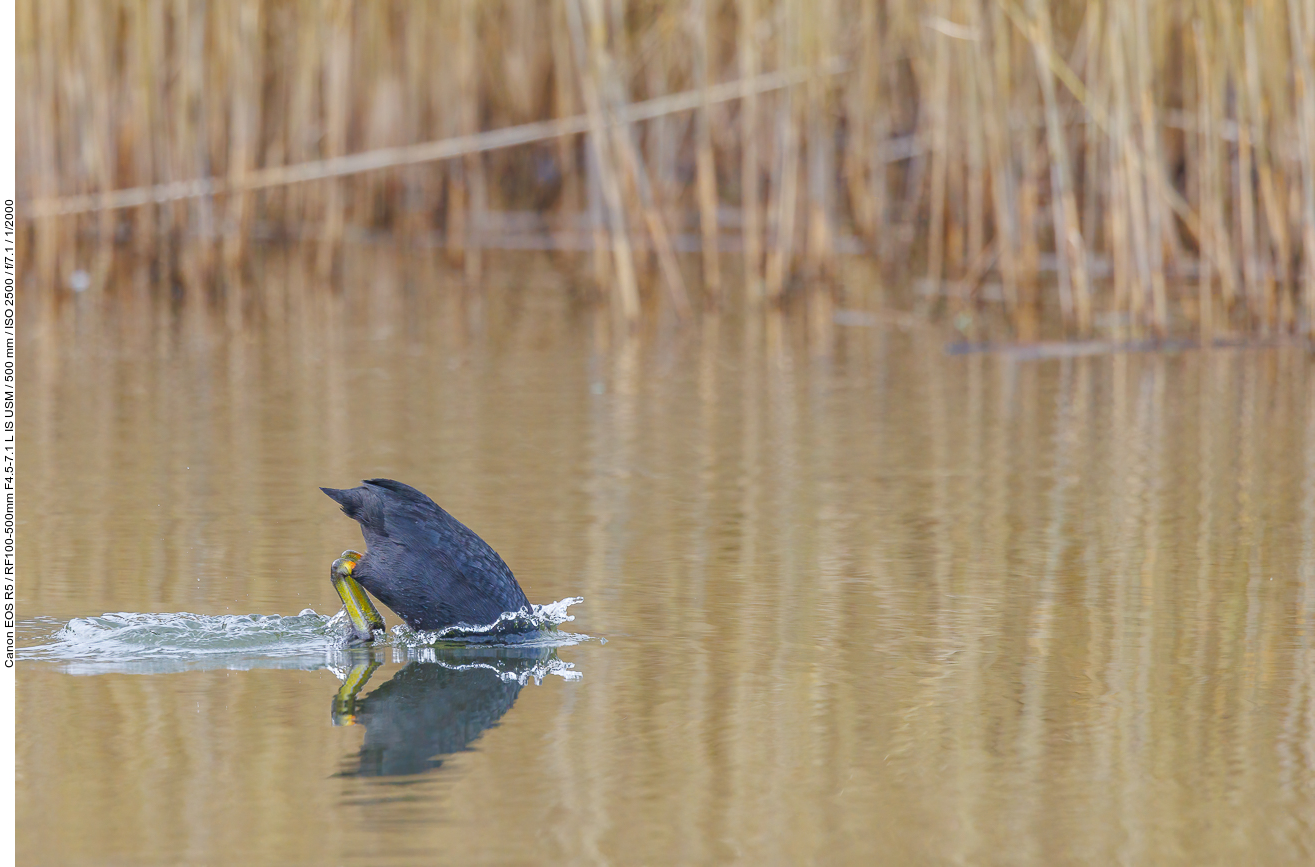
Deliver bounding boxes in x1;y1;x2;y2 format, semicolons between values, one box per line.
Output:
321;485;389;537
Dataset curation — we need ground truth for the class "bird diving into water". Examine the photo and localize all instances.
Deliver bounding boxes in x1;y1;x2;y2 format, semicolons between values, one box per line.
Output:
321;479;530;643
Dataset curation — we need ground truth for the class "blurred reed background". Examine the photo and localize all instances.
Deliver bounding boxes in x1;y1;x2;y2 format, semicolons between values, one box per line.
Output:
15;0;1315;338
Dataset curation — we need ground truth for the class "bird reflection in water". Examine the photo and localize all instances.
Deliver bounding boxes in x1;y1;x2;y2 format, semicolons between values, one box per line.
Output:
330;644;571;778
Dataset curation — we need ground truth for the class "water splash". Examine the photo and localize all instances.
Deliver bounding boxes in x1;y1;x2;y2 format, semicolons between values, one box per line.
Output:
387;595;586;645
20;597;591;676
325;646;582;685
27;611;334;661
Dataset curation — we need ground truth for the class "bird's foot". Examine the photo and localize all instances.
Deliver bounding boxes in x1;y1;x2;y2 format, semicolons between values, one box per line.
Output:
331;550;385;644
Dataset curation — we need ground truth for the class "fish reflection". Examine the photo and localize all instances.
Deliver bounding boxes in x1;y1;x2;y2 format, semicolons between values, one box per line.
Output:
330;645;568;778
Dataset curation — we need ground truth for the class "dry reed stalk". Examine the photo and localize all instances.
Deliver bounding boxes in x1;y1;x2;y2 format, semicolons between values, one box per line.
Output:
925;2;952;295
30;0;62;293
803;0;835;285
737;0;763;301
1080;2;1106;282
179;0;216;287
1133;0;1168;333
612;10;657;279
567;0;641;324
607;0;628;63
360;23;401;230
459;0;486;286
1025;0;1091;332
940;15;967;277
398;2;434;239
551;0;609;290
962;0;986;279
1194;5;1230;321
878;9;916;263
1107;6;1148;330
549;2;584;216
1288;0;1315;331
594;30;693;320
317;0;351;278
1016;148;1042;321
764;64;800;300
1000;4;1045;320
124;0;157;252
81;1;118;250
1213;0;1261;327
144;1;170;243
843;0;880;247
978;0;1020;310
1236;92;1261;326
223;0;262;270
1107;132;1132;322
285;2;322;227
585;142;614;290
1192;17;1216;335
642;14;684;230
444;4;467;266
1243;7;1289;329
693;0;722;304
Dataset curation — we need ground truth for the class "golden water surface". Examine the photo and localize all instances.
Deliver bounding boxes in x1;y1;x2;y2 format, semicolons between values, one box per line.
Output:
17;247;1315;865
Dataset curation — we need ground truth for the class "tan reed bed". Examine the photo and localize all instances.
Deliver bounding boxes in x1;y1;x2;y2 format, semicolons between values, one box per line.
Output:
15;0;1315;337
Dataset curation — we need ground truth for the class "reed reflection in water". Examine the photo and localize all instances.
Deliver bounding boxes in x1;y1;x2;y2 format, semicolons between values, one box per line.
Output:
17;245;1315;865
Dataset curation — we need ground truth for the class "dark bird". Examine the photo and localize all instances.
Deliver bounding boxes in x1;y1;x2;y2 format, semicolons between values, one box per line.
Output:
321;479;530;642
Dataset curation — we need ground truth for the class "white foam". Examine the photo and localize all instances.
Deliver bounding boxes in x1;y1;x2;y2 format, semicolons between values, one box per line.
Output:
19;597;593;675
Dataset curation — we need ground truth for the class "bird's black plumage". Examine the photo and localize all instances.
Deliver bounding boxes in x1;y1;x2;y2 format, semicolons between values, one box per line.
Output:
321;479;530;632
